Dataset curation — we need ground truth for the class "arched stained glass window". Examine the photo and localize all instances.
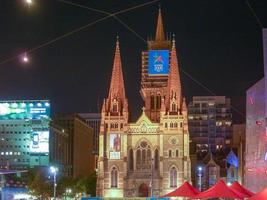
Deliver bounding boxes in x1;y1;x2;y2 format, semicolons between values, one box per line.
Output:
170;167;177;187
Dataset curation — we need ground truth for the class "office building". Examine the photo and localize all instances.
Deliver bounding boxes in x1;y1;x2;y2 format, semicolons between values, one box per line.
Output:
52;114;95;178
188;96;232;156
0;100;50;169
78;113;101;155
49;123;70;176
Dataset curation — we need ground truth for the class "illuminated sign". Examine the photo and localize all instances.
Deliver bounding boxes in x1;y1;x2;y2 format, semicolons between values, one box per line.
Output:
30;131;49;154
0;101;50;120
109;133;121;159
148;50;169;75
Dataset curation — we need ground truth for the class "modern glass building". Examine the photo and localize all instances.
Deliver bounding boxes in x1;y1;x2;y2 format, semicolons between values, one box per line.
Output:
0;100;50;169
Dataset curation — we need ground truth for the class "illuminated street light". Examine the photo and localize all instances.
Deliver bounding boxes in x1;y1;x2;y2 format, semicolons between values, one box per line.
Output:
198;166;203;191
50;166;58;200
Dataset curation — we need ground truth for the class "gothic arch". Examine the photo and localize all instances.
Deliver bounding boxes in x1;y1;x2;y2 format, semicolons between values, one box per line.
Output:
134;138;153;149
110;166;118;188
169;165;178;188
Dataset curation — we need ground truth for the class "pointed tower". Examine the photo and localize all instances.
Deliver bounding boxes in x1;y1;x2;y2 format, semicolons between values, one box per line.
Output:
105;36;127;115
155;7;165;42
165;36;182;113
97;37;128;197
141;8;171;122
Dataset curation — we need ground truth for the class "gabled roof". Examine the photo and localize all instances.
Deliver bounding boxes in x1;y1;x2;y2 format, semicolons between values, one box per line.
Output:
132;108;158;126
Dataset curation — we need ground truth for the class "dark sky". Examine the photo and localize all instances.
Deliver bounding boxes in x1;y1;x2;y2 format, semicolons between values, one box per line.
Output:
0;0;267;123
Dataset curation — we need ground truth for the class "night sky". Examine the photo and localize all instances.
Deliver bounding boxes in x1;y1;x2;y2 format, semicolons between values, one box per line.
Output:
0;0;267;123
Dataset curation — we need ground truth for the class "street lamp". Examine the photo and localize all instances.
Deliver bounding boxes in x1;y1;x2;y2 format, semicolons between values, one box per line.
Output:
50;166;58;200
198;166;202;191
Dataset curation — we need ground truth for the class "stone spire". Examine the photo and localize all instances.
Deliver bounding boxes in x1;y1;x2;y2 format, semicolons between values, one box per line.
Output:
166;36;182;112
106;36;127;114
155;7;165;42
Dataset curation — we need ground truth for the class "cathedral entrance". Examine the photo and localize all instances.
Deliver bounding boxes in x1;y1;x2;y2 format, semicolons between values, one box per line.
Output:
138;183;149;197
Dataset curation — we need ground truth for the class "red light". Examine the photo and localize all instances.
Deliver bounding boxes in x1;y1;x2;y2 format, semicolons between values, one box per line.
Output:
256;120;262;125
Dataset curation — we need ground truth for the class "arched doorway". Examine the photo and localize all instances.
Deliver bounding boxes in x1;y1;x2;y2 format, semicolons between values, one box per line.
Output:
139;183;149;197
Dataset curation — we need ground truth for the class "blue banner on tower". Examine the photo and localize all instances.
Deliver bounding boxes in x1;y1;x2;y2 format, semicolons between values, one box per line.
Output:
148;50;169;75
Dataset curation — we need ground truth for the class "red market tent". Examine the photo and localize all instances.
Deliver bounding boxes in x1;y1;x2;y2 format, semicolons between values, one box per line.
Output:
191;180;246;199
230;181;254;197
249;187;267;200
162;181;200;198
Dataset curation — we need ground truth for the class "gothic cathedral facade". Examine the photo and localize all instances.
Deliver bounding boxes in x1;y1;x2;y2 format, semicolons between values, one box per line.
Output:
97;9;191;197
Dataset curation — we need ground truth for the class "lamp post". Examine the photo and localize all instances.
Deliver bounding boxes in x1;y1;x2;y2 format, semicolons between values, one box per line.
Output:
50;166;58;200
198;167;202;191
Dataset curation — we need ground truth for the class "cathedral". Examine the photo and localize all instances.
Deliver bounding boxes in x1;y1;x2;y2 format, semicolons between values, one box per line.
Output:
96;9;191;197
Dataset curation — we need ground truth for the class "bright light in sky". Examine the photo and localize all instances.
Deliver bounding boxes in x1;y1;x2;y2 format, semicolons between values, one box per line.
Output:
21;53;29;63
25;0;32;4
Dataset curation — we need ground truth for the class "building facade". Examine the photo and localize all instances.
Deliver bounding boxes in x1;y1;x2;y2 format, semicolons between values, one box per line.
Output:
96;9;191;197
245;78;266;192
245;29;267;192
188;96;232;155
78;113;101;155
49;123;70;176
188;96;232;188
0;100;50;169
52;114;96;178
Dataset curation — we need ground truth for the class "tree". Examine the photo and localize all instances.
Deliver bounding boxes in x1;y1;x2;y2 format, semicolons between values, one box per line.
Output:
28;169;52;199
75;172;97;197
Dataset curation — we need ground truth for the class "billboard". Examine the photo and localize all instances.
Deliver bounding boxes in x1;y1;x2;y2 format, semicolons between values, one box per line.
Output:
148;50;169;75
0;101;50;120
109;133;121;159
30;131;49;154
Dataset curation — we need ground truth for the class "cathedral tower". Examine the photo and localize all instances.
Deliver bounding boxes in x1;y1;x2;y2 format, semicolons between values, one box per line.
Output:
140;8;172;122
97;37;128;197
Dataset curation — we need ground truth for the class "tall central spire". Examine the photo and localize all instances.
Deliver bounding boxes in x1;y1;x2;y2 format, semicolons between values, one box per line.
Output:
155;7;165;42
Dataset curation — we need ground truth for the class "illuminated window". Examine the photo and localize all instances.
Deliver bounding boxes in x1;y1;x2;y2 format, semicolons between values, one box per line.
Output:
170;167;177;187
136;141;151;170
170;123;173;128
165;123;168;128
111;167;118;188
